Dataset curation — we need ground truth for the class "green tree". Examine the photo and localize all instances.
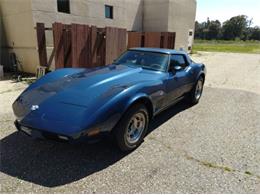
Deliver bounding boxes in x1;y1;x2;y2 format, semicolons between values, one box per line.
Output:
195;21;203;39
194;15;260;41
195;19;221;40
207;20;222;39
222;15;250;40
249;27;260;40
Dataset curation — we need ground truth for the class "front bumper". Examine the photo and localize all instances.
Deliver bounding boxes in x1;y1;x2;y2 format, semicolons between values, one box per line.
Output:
14;120;102;143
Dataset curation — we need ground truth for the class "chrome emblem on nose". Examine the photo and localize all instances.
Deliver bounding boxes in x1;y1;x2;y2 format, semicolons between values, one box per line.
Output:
31;105;39;111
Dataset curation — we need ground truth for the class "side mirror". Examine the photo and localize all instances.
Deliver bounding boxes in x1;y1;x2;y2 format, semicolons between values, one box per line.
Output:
169;65;182;74
174;65;182;71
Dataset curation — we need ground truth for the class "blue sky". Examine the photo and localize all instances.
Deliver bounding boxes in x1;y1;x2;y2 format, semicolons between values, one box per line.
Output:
196;0;260;26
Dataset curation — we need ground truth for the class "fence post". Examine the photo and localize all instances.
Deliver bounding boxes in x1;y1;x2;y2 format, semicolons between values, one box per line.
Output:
53;22;65;69
117;28;127;56
63;24;72;67
71;24;77;67
144;32;161;48
36;23;47;67
90;26;97;67
105;27;127;64
71;24;91;68
172;32;176;49
97;28;106;66
105;27;113;64
128;32;142;48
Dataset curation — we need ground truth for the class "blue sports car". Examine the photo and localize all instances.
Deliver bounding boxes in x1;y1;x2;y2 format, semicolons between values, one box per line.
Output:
13;48;206;151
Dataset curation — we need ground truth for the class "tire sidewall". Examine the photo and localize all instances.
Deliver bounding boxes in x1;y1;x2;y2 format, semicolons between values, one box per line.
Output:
115;104;149;151
192;76;204;104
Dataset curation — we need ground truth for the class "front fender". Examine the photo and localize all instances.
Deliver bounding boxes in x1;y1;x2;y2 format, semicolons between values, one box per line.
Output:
124;93;152;113
82;82;161;133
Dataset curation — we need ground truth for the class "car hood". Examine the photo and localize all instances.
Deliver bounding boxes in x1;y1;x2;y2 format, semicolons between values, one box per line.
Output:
13;65;163;119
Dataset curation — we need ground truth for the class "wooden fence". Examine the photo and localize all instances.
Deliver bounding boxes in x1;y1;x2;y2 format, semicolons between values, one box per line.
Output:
36;23;175;70
36;23;126;69
128;32;176;49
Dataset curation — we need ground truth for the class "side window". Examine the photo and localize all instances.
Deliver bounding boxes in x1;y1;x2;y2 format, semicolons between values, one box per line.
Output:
170;55;188;69
105;5;113;19
57;0;70;14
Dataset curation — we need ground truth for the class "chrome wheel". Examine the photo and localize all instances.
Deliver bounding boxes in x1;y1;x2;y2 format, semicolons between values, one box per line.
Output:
195;79;203;100
126;112;146;144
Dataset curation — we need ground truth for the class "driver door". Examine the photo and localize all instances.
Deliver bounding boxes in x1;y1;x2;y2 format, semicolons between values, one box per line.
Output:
164;54;192;106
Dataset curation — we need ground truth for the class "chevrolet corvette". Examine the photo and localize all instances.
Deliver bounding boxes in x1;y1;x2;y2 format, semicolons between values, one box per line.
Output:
13;48;206;151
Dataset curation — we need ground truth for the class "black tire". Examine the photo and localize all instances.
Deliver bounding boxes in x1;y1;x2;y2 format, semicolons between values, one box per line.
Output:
113;104;149;152
188;76;205;105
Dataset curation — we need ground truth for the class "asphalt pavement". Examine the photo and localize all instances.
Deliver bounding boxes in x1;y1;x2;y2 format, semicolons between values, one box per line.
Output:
0;52;259;193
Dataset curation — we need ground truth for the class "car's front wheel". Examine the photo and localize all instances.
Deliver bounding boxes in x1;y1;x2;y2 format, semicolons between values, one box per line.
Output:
189;76;205;104
114;104;149;151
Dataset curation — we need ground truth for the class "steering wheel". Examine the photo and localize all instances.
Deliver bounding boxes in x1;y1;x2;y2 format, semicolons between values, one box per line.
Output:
150;64;162;69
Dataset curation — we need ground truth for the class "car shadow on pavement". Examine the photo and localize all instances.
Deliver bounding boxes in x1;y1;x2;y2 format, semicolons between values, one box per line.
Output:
148;99;192;134
0;100;192;187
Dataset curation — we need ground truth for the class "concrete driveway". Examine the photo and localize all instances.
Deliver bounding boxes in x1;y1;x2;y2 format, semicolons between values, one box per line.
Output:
0;52;259;193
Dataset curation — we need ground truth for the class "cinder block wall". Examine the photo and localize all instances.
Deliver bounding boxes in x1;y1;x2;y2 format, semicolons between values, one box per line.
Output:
143;0;196;51
168;0;197;50
143;0;169;32
125;0;143;31
0;0;38;73
0;7;7;66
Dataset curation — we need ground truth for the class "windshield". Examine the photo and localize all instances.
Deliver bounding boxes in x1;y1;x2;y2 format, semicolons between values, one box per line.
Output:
114;50;169;71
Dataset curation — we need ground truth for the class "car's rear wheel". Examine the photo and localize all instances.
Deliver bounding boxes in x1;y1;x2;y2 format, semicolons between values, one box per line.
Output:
189;76;204;104
114;104;149;151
